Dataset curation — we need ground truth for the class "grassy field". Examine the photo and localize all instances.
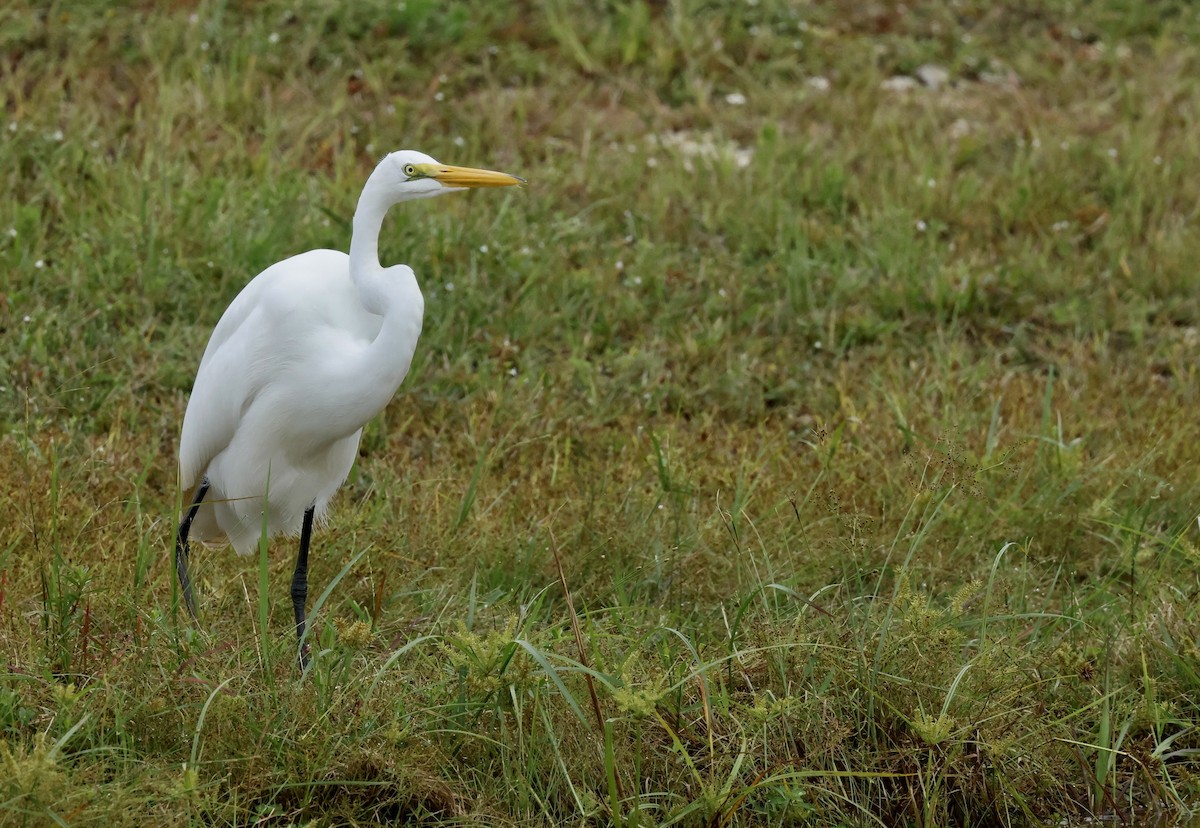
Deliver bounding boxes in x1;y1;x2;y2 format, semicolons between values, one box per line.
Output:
2;0;1200;825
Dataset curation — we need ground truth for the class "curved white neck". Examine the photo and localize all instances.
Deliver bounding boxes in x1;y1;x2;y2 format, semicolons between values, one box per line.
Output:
303;160;427;440
348;166;398;314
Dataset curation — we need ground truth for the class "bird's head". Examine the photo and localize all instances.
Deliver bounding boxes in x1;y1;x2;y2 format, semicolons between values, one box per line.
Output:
382;150;525;201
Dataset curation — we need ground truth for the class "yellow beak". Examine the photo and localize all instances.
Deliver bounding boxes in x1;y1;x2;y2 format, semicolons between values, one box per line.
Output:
418;163;525;188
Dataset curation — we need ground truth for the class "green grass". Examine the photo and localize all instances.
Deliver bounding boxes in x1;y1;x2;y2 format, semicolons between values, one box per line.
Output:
2;0;1200;824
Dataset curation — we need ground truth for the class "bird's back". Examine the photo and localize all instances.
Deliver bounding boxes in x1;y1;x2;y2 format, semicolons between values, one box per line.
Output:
178;248;373;552
180;250;346;484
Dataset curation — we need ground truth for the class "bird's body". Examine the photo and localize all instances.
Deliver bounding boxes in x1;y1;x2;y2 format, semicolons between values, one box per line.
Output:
179;249;423;554
175;150;523;667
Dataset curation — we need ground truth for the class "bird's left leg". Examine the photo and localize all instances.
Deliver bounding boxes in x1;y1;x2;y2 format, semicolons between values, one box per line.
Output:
291;505;315;671
175;478;210;620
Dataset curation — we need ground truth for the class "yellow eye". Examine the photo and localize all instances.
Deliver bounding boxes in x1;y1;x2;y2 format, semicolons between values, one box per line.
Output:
403;164;416;177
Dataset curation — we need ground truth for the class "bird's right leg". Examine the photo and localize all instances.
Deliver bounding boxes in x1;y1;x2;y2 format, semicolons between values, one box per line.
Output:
175;478;210;620
291;506;315;671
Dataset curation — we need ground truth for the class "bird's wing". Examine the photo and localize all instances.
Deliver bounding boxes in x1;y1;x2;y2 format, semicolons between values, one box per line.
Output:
177;249;350;489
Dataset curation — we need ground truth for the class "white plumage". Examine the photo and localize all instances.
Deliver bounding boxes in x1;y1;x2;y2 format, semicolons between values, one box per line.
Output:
179;248;423;554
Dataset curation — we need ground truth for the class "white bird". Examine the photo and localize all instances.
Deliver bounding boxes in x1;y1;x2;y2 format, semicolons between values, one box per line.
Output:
175;150;524;667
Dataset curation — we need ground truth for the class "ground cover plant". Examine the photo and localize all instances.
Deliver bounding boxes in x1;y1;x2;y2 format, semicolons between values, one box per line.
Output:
2;1;1199;825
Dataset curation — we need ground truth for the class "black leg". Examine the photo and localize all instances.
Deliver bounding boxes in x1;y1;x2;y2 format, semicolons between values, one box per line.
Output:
175;478;210;620
292;505;315;670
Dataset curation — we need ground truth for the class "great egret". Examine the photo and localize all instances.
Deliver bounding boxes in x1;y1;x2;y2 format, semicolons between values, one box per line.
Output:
175;150;524;668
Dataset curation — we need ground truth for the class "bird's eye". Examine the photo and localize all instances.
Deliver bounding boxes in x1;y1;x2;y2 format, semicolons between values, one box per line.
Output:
403;164;416;177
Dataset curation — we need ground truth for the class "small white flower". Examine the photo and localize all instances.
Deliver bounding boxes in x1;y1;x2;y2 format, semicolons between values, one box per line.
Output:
645;157;658;168
268;32;280;44
632;276;643;286
813;340;823;350
724;92;747;106
438;74;449;83
1052;220;1070;232
717;288;727;298
615;260;624;271
188;12;199;24
1107;147;1118;158
34;259;44;268
7;122;16;132
385;104;396;114
479;244;489;253
806;76;830;92
926;178;936;188
23;315;31;322
434;91;444;102
915;220;927;232
453;135;465;147
487;45;499;55
6;228;15;238
508;367;517;377
1154;155;1163;165
51;129;64;142
445;282;455;292
200;41;209;51
520;246;531;255
365;143;374;154
1060;140;1069;150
